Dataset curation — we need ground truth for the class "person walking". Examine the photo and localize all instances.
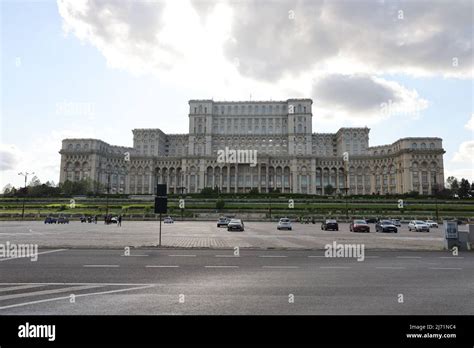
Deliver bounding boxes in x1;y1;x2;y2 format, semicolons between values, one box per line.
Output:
118;215;122;227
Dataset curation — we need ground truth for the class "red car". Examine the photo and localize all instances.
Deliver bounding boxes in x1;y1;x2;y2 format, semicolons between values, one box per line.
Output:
350;219;370;233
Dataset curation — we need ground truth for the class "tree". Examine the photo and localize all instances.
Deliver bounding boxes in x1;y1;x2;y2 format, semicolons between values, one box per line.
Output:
446;176;457;188
458;179;471;198
2;184;12;195
216;199;225;211
248;188;259;195
324;184;335;195
28;176;41;187
450;178;460;195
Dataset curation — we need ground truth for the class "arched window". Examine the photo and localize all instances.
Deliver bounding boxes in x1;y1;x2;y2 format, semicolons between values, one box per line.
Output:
412;143;418;149
421;143;426;149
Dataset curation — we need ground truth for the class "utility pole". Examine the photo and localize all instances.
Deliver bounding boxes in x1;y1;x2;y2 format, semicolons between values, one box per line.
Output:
18;171;34;220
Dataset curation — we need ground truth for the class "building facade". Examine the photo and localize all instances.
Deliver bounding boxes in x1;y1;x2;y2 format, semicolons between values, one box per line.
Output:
59;99;445;195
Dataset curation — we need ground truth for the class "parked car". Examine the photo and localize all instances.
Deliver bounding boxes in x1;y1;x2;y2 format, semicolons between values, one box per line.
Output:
217;217;230;227
350;220;370;233
424;220;438;228
164;216;174;224
321;219;339;231
277;218;292;230
44;216;57;224
390;219;401;227
110;216;118;224
227;219;244;232
376;220;398;233
408;220;430;232
57;216;69;224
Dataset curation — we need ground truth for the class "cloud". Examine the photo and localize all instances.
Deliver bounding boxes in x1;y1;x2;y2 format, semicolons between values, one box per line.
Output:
465;114;474;131
452;140;474;163
58;0;449;126
310;74;428;122
0;144;21;171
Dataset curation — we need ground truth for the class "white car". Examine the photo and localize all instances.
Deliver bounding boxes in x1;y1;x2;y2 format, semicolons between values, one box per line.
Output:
408;220;430;232
164;216;174;224
425;220;438;228
277;218;292;230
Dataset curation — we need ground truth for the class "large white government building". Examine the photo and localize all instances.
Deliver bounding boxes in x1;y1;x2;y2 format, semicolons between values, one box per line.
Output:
59;99;445;195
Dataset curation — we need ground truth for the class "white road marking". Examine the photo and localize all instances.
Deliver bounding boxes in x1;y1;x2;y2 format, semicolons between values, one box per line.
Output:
145;265;179;268
0;285;155;310
168;254;196;257
376;267;406;269
320;266;352;269
0;285;101;301
0;249;68;262
0;284;45;293
262;266;299;269
83;265;119;268
205;265;239;268
429;267;462;270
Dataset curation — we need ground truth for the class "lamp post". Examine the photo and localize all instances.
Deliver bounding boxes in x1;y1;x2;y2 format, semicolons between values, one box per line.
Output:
105;172;111;217
342;152;349;221
18;171;34;220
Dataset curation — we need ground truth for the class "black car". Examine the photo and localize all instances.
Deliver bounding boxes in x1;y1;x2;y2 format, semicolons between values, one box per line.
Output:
44;217;57;224
57;217;69;224
376;220;398;233
321;219;339;231
366;217;378;224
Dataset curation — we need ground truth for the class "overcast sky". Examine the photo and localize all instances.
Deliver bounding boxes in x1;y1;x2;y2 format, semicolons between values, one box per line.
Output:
1;0;473;188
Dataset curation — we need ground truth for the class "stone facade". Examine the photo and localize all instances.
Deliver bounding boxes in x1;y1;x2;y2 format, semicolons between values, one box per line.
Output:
59;99;445;195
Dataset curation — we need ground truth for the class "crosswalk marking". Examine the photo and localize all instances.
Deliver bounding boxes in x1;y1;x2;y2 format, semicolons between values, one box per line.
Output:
0;285;102;301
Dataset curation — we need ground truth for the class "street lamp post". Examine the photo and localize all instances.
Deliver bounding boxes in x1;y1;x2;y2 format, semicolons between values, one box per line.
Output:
342;152;349;221
18;171;34;220
105;173;111;217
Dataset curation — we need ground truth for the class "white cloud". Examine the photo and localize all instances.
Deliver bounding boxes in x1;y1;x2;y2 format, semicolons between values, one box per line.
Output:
452;140;474;164
465;114;474;131
0;128;100;189
56;0;452;125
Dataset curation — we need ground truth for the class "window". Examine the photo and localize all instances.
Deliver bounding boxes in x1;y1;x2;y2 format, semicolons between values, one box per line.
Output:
412;143;418;149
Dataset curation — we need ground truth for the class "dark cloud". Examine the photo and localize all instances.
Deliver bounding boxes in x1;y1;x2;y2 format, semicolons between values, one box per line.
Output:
311;74;402;112
0;146;19;171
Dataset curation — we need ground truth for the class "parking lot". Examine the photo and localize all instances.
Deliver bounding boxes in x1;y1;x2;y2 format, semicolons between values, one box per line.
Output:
0;219;457;250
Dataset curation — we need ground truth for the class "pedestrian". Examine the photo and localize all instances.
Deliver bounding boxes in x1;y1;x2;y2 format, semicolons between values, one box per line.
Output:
94;215;97;224
118;215;122;227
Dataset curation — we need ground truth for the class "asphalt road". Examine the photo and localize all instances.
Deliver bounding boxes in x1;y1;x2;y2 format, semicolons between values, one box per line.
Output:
0;248;472;315
0;220;454;250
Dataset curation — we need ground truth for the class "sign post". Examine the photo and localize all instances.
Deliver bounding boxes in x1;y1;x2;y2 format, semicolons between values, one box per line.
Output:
154;184;167;247
443;220;459;250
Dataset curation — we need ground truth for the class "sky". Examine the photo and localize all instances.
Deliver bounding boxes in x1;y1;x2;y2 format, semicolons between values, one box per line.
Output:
0;0;473;189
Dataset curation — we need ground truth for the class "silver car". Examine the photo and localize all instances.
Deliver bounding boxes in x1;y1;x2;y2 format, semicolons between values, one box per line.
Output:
408;220;430;232
425;220;438;228
227;219;244;232
277;218;292;230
